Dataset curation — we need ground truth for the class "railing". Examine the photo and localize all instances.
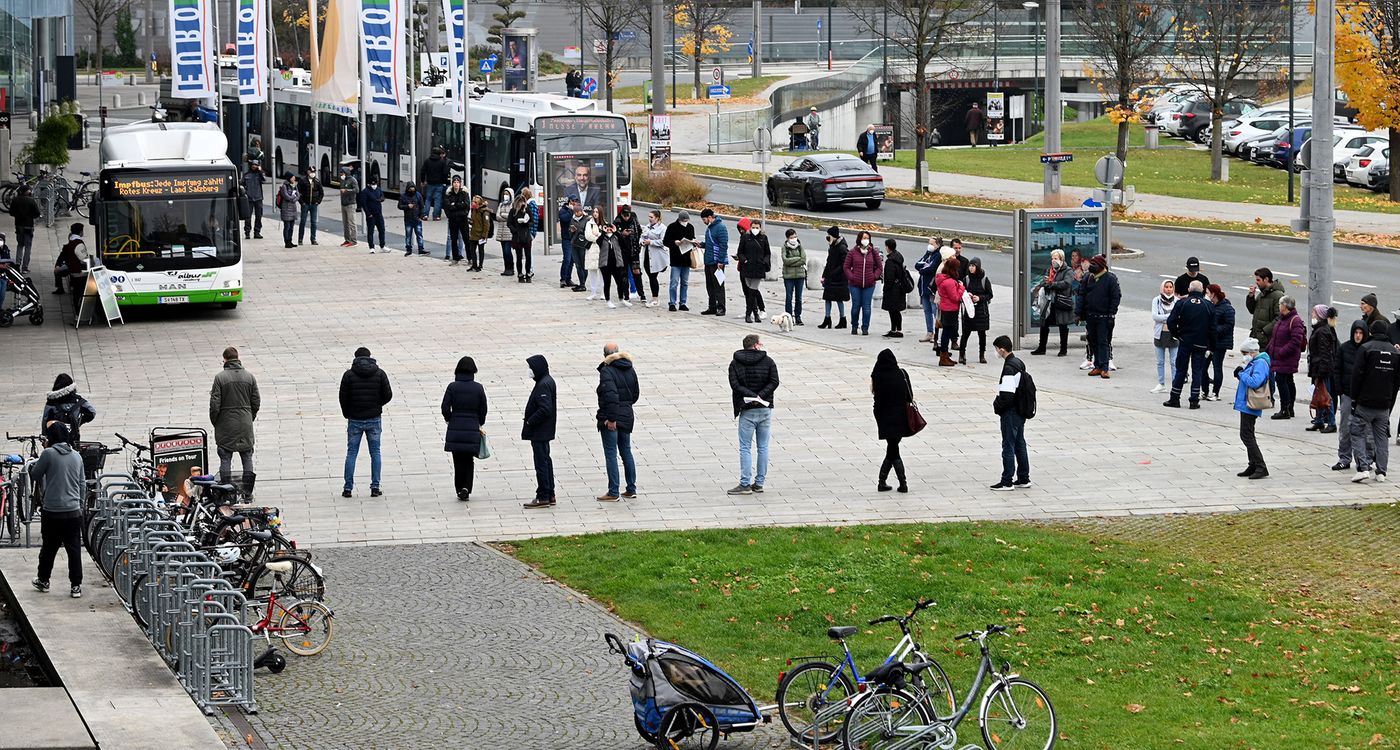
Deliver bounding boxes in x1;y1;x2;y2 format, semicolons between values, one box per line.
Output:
710;103;774;153
770;46;887;129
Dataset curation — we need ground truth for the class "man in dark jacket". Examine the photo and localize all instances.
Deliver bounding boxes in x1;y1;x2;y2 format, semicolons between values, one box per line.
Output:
398;183;426;255
8;184;41;272
338;161;360;246
856;124;879;170
31;421;86;598
210;346;261;497
1245;267;1284;349
1359;293;1386;330
568;201;591;292
558;197;578;288
701;209;729;316
522;355;558;509
339;347;393;498
443;175;471;264
1333;320;1368;471
361;177;386;252
1165;280;1214;408
241;163;265;239
42;373;96;444
419;148;451;220
596;342;639;502
1349;321;1399;483
727;334;779;495
1078;255;1121;378
965;103;986;147
991;335;1031;490
296;166;324;245
52;223;89;311
663;210;695;311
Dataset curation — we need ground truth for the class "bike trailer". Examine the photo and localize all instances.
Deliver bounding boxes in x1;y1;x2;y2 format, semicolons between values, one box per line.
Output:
606;632;764;744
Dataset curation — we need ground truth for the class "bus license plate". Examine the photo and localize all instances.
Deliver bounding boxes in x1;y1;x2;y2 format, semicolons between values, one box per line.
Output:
158;296;189;304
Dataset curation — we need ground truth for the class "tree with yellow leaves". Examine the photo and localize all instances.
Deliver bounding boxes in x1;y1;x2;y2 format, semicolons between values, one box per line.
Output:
1337;0;1400;200
674;1;735;99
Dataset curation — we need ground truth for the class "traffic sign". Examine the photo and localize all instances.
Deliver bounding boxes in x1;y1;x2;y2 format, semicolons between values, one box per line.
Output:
753;127;771;151
0;111;10;130
612;31;637;42
711;67;724;84
1040;152;1073;164
1093;155;1124;186
593;39;607;55
708;84;731;99
582;77;598;94
479;58;496;74
816;17;822;29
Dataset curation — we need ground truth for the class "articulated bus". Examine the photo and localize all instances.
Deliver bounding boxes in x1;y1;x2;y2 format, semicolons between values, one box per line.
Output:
91;121;244;308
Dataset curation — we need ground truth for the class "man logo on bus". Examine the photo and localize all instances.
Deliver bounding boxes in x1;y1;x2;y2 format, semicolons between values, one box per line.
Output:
565;164;600;213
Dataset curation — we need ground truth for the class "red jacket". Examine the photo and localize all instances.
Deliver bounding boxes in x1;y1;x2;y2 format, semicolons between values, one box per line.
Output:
843;244;883;288
935;273;965;312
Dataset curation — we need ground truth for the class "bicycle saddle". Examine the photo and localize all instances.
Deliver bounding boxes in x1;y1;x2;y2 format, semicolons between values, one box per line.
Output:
864;661;905;687
246;529;273;541
827;626;858;640
263;560;294;573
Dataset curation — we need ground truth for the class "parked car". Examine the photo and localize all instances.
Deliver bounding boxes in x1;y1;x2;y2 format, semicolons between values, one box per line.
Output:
766;154;885;210
1344;145;1390;187
1367;162;1390;193
1146;89;1200;124
1245;126;1292;164
1294;132;1387;178
1165;97;1258;142
1224;115;1301;155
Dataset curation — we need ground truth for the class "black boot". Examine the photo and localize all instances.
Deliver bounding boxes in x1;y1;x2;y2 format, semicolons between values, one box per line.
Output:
894;460;908;492
835;317;848;329
1058;328;1069;357
878;459;893;492
1030;326;1049;355
818;316;832;329
242;471;257;500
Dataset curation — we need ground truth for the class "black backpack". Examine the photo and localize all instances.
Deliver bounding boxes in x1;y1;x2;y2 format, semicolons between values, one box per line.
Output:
1016;369;1038;420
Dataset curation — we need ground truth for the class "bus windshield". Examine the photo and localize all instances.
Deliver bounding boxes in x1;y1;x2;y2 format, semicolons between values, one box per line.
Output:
98;171;241;272
535;116;631;185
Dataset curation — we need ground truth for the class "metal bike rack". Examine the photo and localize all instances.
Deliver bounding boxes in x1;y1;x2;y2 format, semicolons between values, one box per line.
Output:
119;524;185;607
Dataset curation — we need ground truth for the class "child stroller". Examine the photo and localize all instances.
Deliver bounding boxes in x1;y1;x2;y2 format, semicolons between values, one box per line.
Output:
0;238;44;327
606;632;767;749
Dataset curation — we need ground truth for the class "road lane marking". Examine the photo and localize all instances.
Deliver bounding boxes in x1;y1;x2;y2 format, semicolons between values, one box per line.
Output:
1335;280;1377;289
1199;260;1229;267
1332;300;1360;307
1112;266;1141;273
1274;271;1299;277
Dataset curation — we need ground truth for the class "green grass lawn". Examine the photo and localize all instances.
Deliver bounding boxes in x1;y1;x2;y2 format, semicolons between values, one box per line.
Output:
612;75;784;104
510;506;1400;749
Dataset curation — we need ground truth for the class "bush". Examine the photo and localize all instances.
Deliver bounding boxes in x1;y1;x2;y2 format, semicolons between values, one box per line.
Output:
632;161;708;207
18;114;80;167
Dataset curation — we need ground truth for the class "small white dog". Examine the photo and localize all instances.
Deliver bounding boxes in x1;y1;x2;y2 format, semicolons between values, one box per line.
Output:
770;312;795;332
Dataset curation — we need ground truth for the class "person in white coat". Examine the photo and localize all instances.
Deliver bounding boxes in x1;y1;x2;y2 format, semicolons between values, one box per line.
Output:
642;210;668;308
584;207;604;300
1151;280;1179;393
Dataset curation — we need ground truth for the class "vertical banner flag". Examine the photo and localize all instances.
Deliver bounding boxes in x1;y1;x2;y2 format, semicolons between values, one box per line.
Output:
312;0;360;116
358;0;407;115
169;0;217;99
440;0;466;122
236;0;268;103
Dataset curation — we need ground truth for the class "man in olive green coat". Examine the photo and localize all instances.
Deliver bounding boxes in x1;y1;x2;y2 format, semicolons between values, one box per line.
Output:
210;346;262;497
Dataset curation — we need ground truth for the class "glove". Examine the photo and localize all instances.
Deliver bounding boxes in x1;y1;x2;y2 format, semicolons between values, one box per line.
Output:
1233;366;1243;378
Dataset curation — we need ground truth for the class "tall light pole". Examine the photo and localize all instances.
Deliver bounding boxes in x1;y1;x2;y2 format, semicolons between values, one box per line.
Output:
1286;0;1295;204
752;0;762;78
1305;0;1335;313
671;10;677;107
1042;0;1061;199
1023;1;1038;135
826;1;833;70
992;2;1000;90
652;0;666;114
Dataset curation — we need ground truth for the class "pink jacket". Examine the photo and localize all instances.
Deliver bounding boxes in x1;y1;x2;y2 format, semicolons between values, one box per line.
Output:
843;244;883;288
935;273;965;312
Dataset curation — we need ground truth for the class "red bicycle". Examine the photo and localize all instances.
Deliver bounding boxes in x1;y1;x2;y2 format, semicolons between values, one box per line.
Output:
248;567;334;672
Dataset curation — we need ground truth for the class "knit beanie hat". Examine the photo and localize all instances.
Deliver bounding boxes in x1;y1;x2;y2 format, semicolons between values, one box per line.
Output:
1089;255;1107;272
827;226;841;239
1362;292;1379;308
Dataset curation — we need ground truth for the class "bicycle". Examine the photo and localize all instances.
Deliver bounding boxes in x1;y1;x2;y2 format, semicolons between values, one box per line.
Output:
247;584;335;671
776;599;955;744
841;625;1057;750
3;433;45;541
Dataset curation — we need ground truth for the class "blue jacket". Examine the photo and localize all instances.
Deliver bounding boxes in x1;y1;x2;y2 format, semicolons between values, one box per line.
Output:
360;184;385;217
704;218;729;266
558;203;574;240
1233;353;1272;416
914;248;939;298
1211;298;1236;351
1167;291;1213;350
1079;269;1121;317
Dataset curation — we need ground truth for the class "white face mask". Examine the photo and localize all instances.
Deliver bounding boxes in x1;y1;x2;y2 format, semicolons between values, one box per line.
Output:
860;239;870;247
749;227;760;235
785;237;798;247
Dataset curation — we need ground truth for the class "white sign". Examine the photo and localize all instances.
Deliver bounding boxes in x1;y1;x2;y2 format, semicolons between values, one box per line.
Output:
712;66;724;84
593;39;607;55
89;264;124;326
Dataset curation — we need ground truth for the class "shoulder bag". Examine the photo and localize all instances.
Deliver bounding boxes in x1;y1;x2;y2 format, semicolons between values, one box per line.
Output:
1245;382;1274;411
902;370;927;435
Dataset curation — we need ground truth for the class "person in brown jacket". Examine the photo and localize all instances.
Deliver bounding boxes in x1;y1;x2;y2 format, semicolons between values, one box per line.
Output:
469;195;492;271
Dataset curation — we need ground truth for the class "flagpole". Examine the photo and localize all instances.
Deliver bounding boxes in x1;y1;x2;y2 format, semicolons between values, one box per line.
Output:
310;0;319;173
213;0;224;128
267;0;276;175
463;0;471;198
407;0;416;189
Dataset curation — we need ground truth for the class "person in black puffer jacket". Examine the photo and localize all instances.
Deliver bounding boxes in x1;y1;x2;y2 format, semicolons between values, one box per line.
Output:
521;354;558;509
339;347;393;497
959;257;994;363
819;227;850;329
442;356;488;501
596;343;640;501
41;374;97;445
1333;319;1369;471
727;334;780;495
442;176;471;264
1306;306;1340;433
1348;321;1400;483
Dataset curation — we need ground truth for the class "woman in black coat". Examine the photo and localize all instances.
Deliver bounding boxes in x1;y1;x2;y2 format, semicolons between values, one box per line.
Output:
442;356;489;502
819;229;850;329
880;239;907;338
871;349;913;492
736;218;771;323
958;257;994;364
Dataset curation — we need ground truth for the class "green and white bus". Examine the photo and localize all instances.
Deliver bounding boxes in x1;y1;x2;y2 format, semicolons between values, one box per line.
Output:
92;121;244;308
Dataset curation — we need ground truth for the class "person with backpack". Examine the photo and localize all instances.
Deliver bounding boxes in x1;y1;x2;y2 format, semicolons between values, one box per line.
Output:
870;348;913;492
42;373;96;444
990;335;1033;490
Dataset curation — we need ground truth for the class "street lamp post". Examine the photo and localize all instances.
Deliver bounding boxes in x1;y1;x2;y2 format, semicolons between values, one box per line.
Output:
1023;1;1038;135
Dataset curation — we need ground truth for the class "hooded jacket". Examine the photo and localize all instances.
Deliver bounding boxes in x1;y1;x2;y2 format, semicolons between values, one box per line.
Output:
882;248;907;313
441;372;488;453
1352;325;1400;410
339;356;393;420
934;271;965;313
1306;321;1339;380
360;182;385;217
596;352;640;432
1336;320;1369;400
522;355;557;442
728;348;780;417
443;187;471;221
961;262;993;331
420;153;451;185
1265;308;1306;374
703;218;730;266
32;442;85;516
1210;297;1236;351
41;384;96;443
737;232;771;279
398;187;422;221
782;239;807;280
210;359;261;452
871;349;911;439
822;238;851;302
1079;268;1121;317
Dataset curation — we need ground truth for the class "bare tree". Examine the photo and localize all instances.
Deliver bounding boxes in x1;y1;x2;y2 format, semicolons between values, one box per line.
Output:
77;0;136;77
583;0;640;110
842;0;991;192
1074;0;1174;189
675;0;737;100
1172;0;1291;180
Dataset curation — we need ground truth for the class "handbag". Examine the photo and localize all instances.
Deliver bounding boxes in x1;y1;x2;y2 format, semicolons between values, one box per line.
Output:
1052;292;1073;312
1309;379;1331;410
1245;384;1274;411
689;246;704;270
902;371;927;435
960;290;975;319
476;431;491;460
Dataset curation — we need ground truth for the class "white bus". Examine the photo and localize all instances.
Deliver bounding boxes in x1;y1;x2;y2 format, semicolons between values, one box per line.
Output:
91;121;244;308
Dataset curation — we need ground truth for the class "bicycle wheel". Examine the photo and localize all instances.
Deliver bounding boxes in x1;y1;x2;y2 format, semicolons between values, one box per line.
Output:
84;512;107;556
841;687;932;750
980;678;1056;750
277;600;334;656
131;573;152;629
655;704;718;750
914;658;957;720
249;557;325;602
776;660;856;743
2;487;17;542
99;529;123;580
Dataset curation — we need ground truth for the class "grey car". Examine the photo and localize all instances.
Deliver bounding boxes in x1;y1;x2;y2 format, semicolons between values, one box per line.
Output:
766;154;885;210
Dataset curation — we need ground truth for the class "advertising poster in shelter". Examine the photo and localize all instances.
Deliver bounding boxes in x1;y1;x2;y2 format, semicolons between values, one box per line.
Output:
875;124;895;160
986;92;1005;142
1017;208;1107;333
649;114;671;171
545;151;615;246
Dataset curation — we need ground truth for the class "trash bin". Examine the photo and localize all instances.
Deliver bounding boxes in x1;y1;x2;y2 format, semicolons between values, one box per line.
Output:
67;114;85;150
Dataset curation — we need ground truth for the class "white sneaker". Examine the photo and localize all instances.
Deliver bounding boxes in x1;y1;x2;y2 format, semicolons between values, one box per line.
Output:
1351;470;1372;483
1108;359;1118;371
1376;472;1387;483
1150;384;1166;394
1079;359;1093;370
648;300;660;308
369;248;377;254
586;294;597;301
622;300;633;308
608;301;617;309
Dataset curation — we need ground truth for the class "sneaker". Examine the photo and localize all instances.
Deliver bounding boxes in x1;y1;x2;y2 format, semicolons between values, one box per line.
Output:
1150;384;1166;394
1351;470;1372;483
620;490;637;498
1079;359;1093;370
586;293;597;300
370;488;383;498
32;578;50;593
1108;360;1117;371
523;499;553;509
1331;462;1351;471
369;248;378;254
1188;401;1200;410
70;585;82;599
1012;479;1032;489
608;301;617;309
597;494;621;502
751;484;764;493
727;484;753;495
1319;425;1336;434
990;481;1015;491
341;489;352;498
621;300;632;308
669;304;677;312
1376;472;1387;483
679;304;690;311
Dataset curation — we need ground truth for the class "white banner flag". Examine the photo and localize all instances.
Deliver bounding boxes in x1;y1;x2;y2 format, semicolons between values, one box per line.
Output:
359;0;407;116
312;0;360;116
440;0;466;122
236;0;268;104
169;0;217;99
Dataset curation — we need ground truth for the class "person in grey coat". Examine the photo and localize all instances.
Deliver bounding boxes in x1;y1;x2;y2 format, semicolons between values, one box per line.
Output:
30;421;86;598
276;173;301;248
241;163;265;239
210;346;261;498
1029;249;1073;356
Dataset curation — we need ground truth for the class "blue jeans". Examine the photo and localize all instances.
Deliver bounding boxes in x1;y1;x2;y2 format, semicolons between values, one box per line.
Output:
999;412;1029;484
344;418;383;491
298;203;318;242
560;243;575;283
1155;343;1178;385
824;299;846;319
737;408;772;487
404;218;423;251
783;278;804;318
850;285;875;331
500;240;514;271
669;266;690;306
282;220;295;246
600;427;635;496
921;295;935;333
425;184;445;219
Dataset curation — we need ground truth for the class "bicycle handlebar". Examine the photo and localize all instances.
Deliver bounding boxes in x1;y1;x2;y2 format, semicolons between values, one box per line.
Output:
868;615;897;626
114;433;150;453
954;624;1008;642
6;433;42;442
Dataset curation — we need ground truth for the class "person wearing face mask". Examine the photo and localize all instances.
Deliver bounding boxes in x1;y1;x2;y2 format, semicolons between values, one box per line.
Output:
615;205;647;305
1266;296;1307;420
469;195;492;270
1306;305;1340;433
880;238;907;338
664;211;696;311
700;208;729;316
295;166;324;246
598;221;632;308
934;257;965;365
398;183;426;256
1150;280;1180;395
1332;320;1369;472
856;124;879;171
276;172;301;249
1202;284;1235;401
508;194;536;282
569;202;593;293
736;218;771;323
583;208;604;299
819;226;850;329
360;175;386;253
1029;249;1073;356
494;187;516;274
337;160;360;247
642;210;667;307
914;238;941;343
781;228;807;325
559;197;580;288
442;175;471;265
1233;338;1272;480
959;257;993;363
843;230;883;336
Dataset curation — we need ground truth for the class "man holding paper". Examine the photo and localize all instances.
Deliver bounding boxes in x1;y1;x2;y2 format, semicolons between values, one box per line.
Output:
728;334;780;496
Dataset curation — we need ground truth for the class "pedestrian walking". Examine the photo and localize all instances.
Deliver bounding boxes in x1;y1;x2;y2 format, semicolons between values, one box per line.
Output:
337;161;360;247
570;202;594;293
1306;306;1340;432
1150;280;1179;393
1165;280;1212;408
1174;256;1210;299
781;228;807;325
521;355;558;509
933;257;965;365
442;176;470;265
727;334;779;495
1333;320;1370;471
1245;267;1284;349
559;196;579;288
398;183;426;255
469;195;492;270
701;209;729;316
419;147;451;220
339;347;393;498
1233;339;1272;480
361;176;386;253
1202;284;1235;401
1079;255;1120;378
965;102;986;147
508;193;535;282
30;421;85;599
41;373;96;444
1359;293;1386;330
276;173;300;248
856;124;879;170
959;257;993;363
1029;249;1072;356
664;210;695;311
819;227;850;329
241;162;265;239
1348;321;1399;483
209;346;261;498
295;166;324;245
583;208;604;299
845;230;883;336
880;239;908;338
914;238;940;343
990;335;1032;490
595;342;639;502
870;349;913;492
441;356;488;502
8;184;40;272
736;217;771;323
493;187;515;273
1266;296;1306;420
642;209;667;307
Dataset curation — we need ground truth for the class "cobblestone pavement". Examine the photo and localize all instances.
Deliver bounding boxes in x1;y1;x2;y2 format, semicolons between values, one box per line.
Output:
242;542;785;750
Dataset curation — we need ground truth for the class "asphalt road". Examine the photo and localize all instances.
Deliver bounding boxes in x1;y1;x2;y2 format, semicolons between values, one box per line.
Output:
697;175;1400;317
